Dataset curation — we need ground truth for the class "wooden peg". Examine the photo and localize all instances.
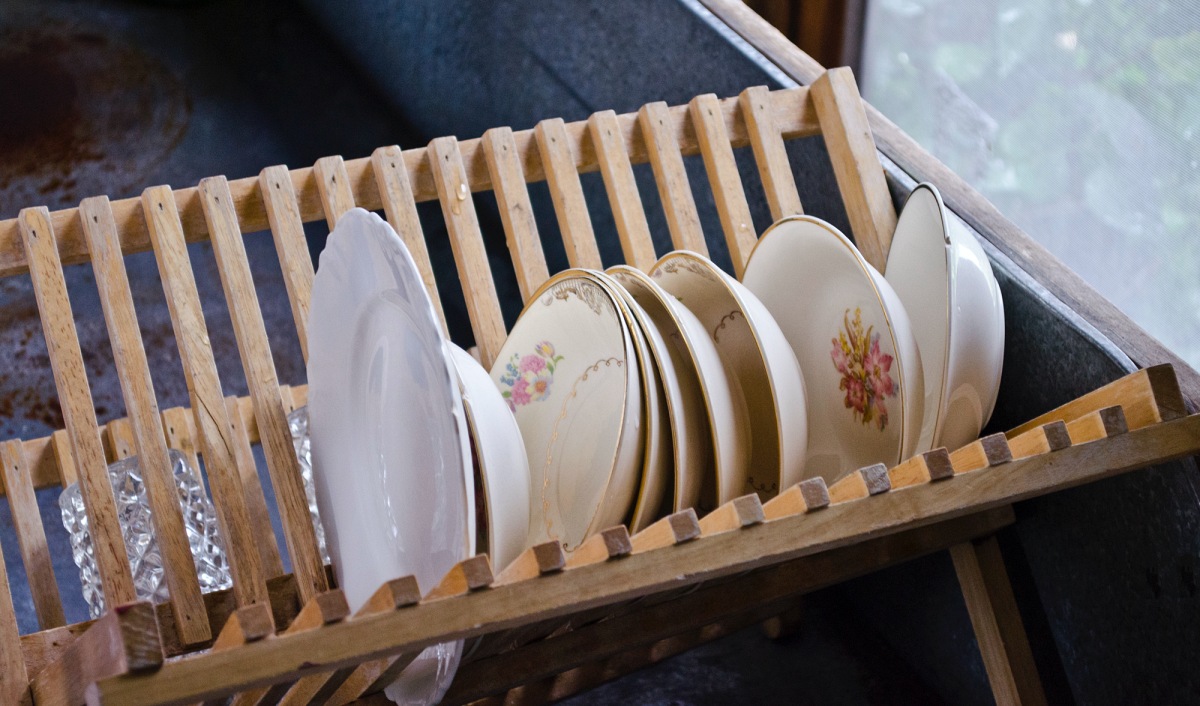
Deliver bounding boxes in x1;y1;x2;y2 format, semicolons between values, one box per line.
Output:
1008;420;1072;459
313;155;356;229
949;433;1013;474
51;429;78;488
565;527;632;569
32;602;163;706
698;494;764;536
1066;405;1128;445
425;555;495;601
103;418;136;461
763;477;829;520
258;165;316;362
495;541;567;586
740;85;804;221
888;448;954;490
638;101;707;255
689;93;756;276
210;603;275;652
828;463;891;504
1007;364;1184;437
630;509;701;553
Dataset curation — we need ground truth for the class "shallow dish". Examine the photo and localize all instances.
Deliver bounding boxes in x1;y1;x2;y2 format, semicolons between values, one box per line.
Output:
743;216;923;479
885;183;1005;452
607;266;734;512
651;251;808;499
306;208;473;704
448;343;532;570
491;270;642;550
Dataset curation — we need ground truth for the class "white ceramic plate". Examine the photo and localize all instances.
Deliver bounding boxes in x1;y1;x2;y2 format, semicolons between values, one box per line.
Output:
592;271;671;532
491;271;642;550
306;208;473;704
652;251;808;500
607;266;731;512
448;344;531;570
743;216;924;480
885;183;1005;452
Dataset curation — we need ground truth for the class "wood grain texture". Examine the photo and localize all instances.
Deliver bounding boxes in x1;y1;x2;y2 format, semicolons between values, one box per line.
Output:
19;206;137;610
695;0;1200;407
225;396;285;581
34;602;163;706
481;128;550;301
200;176;328;604
160;408;202;486
313;156;357;230
427;137;508;368
951;538;1048;706
809;68;897;272
588;110;658;271
535;118;602;270
689;94;757;276
0;523;32;706
143;185;273;609
740;85;803;220
1008;364;1183;437
103;418;135;462
638;101;707;255
0;439;65;629
370;146;448;330
82;195;211;645
258;166;316;363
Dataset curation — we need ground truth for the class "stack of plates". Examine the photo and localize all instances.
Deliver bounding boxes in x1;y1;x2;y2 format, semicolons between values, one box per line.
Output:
301;181;1005;703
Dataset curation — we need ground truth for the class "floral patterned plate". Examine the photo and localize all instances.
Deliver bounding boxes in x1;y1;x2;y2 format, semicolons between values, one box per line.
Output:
651;251;808;501
742;216;924;480
306;208;473;704
490;270;642;551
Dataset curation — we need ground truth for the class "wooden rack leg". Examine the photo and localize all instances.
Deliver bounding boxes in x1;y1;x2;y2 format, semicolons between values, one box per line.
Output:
0;533;31;705
950;537;1047;706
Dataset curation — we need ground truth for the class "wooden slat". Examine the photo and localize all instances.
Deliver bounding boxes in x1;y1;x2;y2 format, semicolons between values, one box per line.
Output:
638;102;707;255
480;128;550;301
1008;421;1072;460
89;414;1200;704
762;477;829;520
494;542;567;586
313;156;357;230
588;110;658;271
258;166;316;363
103;419;136;462
563;527;632;570
160;407;202;481
51;430;77;488
200;176;328;604
427;137;507;368
888;448;954;490
82;195;211;645
740;85;803;220
630;511;701;553
18;207;137;609
0;89;821;279
535;118;602;269
809;67;898;272
370;146;448;331
949;434;1013;475
690;93;757;276
697;494;764;536
1065;406;1128;445
1009;365;1184;437
0;440;66;629
827;463;890;503
143;185;273;609
225;396;285;580
31;602;163;706
0;536;31;706
951;537;1048;706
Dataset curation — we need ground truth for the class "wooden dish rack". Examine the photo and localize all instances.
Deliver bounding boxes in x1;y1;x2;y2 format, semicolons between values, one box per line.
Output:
0;68;1197;706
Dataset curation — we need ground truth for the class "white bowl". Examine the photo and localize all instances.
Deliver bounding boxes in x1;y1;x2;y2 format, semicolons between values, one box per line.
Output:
885;183;1005;452
607;265;735;513
742;216;924;479
447;343;532;570
652;251;808;499
490;271;642;550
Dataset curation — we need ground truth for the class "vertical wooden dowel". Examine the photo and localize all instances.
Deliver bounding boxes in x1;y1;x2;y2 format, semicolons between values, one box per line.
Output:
481;128;550;302
82;195;211;645
535;118;603;269
18;207;137;611
0;440;66;629
200;176;328;604
638;102;707;255
143;186;274;608
740;85;803;221
427;137;508;368
226;396;285;580
370;146;449;331
259;166;316;364
588;110;658;271
689;93;757;277
809;68;897;272
313;156;357;230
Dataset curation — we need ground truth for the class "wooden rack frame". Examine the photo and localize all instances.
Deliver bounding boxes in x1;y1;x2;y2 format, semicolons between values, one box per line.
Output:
0;70;1196;706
